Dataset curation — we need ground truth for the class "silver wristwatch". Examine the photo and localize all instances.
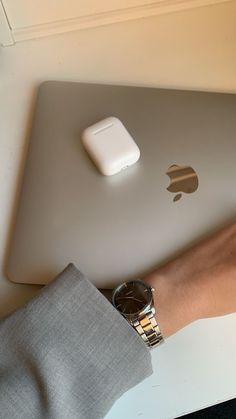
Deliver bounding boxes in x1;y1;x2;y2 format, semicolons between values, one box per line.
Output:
112;279;164;349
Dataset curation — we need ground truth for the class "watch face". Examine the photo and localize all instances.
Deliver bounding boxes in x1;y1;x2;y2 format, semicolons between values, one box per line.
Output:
113;280;152;316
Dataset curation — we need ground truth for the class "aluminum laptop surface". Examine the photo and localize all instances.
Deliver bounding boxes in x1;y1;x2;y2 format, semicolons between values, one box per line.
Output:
7;81;236;285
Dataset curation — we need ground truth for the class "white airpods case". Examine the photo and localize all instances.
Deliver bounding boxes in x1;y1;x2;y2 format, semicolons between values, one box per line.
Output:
82;117;140;176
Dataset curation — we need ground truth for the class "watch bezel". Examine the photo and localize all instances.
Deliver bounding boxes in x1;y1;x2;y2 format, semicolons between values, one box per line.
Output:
112;279;153;318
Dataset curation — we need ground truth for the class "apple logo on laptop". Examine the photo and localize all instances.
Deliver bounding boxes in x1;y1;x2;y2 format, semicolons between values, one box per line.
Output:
166;164;199;202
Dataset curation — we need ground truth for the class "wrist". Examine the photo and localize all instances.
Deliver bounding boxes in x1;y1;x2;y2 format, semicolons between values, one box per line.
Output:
144;270;204;338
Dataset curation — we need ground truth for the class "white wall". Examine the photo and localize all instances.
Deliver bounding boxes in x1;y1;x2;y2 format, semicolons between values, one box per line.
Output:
2;0;158;27
0;0;231;45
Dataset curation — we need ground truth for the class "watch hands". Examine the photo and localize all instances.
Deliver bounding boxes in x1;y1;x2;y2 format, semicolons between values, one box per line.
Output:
116;296;143;304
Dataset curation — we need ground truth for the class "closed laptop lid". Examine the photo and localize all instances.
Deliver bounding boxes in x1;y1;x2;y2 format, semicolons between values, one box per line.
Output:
7;81;236;286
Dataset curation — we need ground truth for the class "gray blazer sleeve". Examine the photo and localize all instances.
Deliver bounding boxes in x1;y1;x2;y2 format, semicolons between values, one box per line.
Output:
0;263;153;419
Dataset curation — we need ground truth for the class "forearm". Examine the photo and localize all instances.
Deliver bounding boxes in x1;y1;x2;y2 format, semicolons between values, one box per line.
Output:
145;222;236;338
144;270;203;338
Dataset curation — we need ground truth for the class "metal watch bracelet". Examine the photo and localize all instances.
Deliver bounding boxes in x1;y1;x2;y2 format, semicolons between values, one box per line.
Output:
132;308;164;348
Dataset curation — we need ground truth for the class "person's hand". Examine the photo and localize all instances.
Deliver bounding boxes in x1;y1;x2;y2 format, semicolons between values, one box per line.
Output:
145;222;236;338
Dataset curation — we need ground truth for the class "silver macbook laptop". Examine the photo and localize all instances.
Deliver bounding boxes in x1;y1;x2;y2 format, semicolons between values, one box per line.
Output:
7;81;236;286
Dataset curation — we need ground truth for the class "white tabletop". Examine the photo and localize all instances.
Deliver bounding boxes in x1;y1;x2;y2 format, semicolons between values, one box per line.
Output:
1;3;236;418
